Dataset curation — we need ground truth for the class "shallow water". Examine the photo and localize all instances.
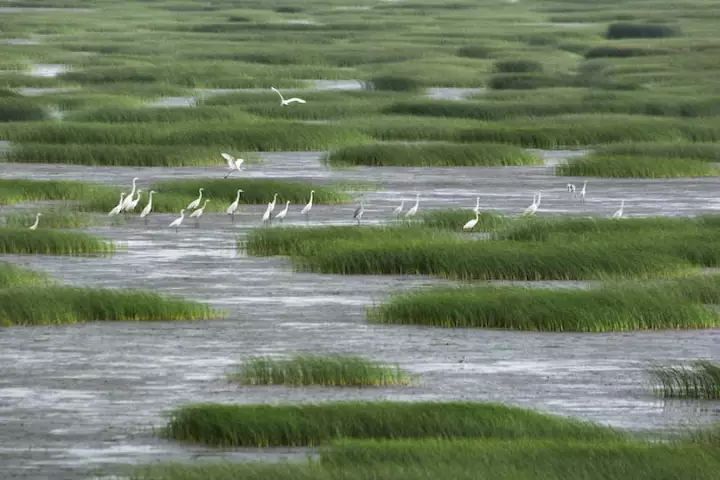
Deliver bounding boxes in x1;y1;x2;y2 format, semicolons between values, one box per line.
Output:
16;87;78;97
28;64;69;78
2;153;720;478
425;87;485;101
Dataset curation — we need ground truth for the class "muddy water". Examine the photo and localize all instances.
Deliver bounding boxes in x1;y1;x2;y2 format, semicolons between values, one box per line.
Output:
2;153;720;478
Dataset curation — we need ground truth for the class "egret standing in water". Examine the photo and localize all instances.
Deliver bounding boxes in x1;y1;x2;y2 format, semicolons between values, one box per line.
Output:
300;190;314;220
169;209;185;233
271;86;306;106
108;192;126;216
523;192;541;216
405;194;420;219
268;193;279;214
226;189;244;223
612;200;625;219
121;177;140;211
274;201;290;222
186;188;204;210
125;189;142;213
190;199;209;227
140;190;156;224
28;213;42;230
261;202;273;223
221;152;244;178
579;181;587;203
393;199;404;219
353;200;365;225
463;211;479;231
566;184;576;194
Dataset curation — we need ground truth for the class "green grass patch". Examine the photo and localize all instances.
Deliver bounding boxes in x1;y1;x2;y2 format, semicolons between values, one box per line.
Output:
420;209;506;231
556;154;718;178
0;262;46;288
0;227;113;255
368;76;421;92
596;142;720;160
0;98;47;122
493;60;543;73
3;210;93;229
649;361;720;399
0;286;215;326
606;22;680;39
0;178;108;205
164;401;620;447
230;355;411;387
327;143;539;167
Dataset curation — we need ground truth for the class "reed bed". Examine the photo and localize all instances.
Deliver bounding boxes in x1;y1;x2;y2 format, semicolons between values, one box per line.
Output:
596;143;720;160
0;178;110;205
649;361;720;399
606;22;680;39
327;143;539;167
3;210;94;229
370;284;720;332
0;227;114;255
0;98;47;122
230;355;411;387
65;106;249;124
164;401;620;447
0;286;216;326
0;262;46;288
420;209;506;231
556;154;718;178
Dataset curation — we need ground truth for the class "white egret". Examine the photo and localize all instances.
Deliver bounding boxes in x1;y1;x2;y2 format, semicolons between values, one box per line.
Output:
28;212;42;230
579;181;587;203
405;194;420;218
268;193;279;213
523;192;541;216
271;86;306;106
108;192;127;216
473;196;480;214
226;189;244;223
261;202;273;223
463;211;479;231
353;200;365;225
169;209;185;233
221;152;245;178
190;199;209;226
612;200;625;219
393;199;404;218
125;189;142;213
300;190;314;219
186;188;204;210
274;200;290;222
121;177;140;211
140;190;156;224
566;183;576;194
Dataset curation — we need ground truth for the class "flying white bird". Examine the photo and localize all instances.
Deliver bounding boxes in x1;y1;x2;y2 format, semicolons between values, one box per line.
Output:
271;86;306;106
121;177;139;211
300;190;314;218
28;212;42;230
353;200;365;225
186;188;204;210
190;199;209;226
125;189;142;213
221;152;245;178
463;211;479;231
405;194;420;218
261;202;273;223
523;192;542;216
226;189;244;222
612;200;625;219
169;209;185;232
274;200;290;222
393;199;404;218
140;190;156;224
108;192;127;216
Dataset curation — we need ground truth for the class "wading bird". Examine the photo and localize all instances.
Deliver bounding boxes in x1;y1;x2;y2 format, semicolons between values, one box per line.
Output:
186;188;204;210
274;200;290;222
612;200;625;219
405;194;420;218
566;184;576;194
169;209;185;232
125;189;142;213
523;192;541;216
579;181;587;203
121;177;140;211
28;212;42;230
108;192;126;216
268;193;279;214
226;189;243;223
140;190;156;224
473;196;481;214
300;190;314;219
221;152;244;178
190;199;209;226
261;202;273;223
271;86;306;106
353;200;365;225
393;199;404;218
463;211;479;231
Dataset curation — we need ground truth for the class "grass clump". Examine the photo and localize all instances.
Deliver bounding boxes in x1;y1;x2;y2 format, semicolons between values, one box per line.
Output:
0;227;113;255
556;154;718;178
0;287;215;326
584;46;669;59
420;209;506;231
0;262;46;288
0;98;47;122
230;355;411;387
0;178;109;205
327;143;539;167
649;361;720;399
606;22;679;39
370;283;720;332
493;60;543;73
164;401;620;447
3;210;93;229
368;76;421;92
596;143;720;161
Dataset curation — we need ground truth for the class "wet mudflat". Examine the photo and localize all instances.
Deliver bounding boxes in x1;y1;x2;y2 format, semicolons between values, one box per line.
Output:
2;153;720;479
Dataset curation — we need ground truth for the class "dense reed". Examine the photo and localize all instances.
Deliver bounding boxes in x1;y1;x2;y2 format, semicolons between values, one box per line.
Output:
0;286;216;326
420;209;506;231
0;98;47;122
164;401;620;447
230;355;411;387
3;210;94;229
606;22;679;39
0;178;110;205
0;227;113;255
327;143;539;167
649;361;720;399
0;262;46;288
556;154;717;178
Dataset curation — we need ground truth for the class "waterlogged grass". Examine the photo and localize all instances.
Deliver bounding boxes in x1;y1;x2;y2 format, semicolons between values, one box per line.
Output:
164;401;620;447
370;282;720;332
0;287;216;326
0;97;47;122
327;143;539;167
230;355;411;387
606;22;679;39
650;361;720;399
3;210;93;229
0;227;113;255
420;209;506;231
557;154;718;178
0;262;46;288
596;142;720;161
0;178;108;205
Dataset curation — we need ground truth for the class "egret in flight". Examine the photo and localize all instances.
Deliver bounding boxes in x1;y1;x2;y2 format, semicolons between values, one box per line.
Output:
271;86;306;106
300;190;314;219
226;189;244;223
523;192;541;216
463;211;479;231
190;200;209;226
28;213;42;230
274;201;290;222
353;200;365;225
612;200;625;219
169;209;185;233
221;152;244;178
186;188;204;210
140;190;156;224
108;192;126;216
405;194;420;218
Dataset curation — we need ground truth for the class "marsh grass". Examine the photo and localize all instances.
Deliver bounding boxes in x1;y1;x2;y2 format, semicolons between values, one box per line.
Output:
0;97;47;122
0;227;113;255
420;209;506;231
230;355;411;387
597;143;720;160
0;178;109;205
0;262;46;288
3;210;94;229
606;22;679;39
368;76;421;92
649;361;720;399
0;286;216;326
327;143;539;167
164;401;620;447
556;154;718;178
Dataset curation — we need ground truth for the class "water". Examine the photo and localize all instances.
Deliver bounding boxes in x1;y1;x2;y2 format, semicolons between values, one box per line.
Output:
15;87;78;97
2;153;720;478
425;87;485;101
28;64;69;78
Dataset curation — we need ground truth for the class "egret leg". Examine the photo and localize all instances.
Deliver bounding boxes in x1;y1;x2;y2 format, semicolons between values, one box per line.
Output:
144;217;148;226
